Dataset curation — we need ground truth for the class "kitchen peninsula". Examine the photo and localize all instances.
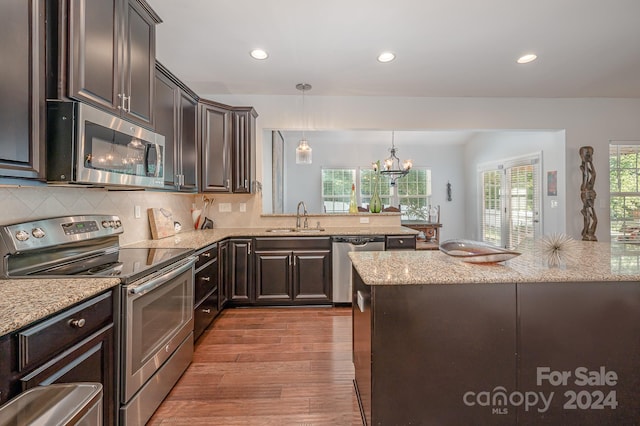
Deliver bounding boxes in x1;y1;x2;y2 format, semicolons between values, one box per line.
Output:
350;242;640;425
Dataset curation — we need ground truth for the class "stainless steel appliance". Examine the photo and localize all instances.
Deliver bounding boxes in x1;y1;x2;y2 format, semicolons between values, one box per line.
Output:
0;215;195;425
46;101;165;189
331;236;385;304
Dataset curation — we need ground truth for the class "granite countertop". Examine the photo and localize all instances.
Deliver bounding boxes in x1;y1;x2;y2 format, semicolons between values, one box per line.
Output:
0;278;121;336
124;226;418;249
0;226;414;337
350;241;640;285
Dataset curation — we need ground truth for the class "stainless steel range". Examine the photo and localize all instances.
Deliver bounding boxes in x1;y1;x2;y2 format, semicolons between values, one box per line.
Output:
0;215;196;425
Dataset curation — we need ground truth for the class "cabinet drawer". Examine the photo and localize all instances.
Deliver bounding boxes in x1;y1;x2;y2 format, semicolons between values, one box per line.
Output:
385;236;416;250
18;291;113;372
195;244;217;270
254;237;331;251
194;290;219;341
195;262;217;306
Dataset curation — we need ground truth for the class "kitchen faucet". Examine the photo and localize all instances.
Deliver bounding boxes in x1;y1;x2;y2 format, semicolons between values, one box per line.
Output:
296;201;309;229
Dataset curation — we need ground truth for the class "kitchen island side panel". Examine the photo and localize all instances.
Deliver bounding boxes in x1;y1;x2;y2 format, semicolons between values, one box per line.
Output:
517;282;640;425
353;271;517;425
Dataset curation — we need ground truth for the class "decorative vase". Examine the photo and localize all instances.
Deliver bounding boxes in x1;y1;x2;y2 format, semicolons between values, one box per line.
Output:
349;183;358;214
370;177;382;213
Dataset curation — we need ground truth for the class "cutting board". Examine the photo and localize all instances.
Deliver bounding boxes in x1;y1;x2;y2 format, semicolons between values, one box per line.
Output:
148;208;175;239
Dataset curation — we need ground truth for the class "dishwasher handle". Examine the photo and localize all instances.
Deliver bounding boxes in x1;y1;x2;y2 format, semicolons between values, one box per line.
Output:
332;236;385;245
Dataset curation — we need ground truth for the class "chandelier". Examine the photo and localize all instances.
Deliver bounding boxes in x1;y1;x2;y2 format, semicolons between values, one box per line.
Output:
380;131;412;186
295;83;312;164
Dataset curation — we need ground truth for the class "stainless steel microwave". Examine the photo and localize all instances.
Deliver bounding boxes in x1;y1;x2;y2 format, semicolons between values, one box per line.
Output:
46;101;165;188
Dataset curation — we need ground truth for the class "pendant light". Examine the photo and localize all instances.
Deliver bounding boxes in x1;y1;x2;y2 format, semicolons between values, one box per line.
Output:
295;83;312;164
380;131;412;186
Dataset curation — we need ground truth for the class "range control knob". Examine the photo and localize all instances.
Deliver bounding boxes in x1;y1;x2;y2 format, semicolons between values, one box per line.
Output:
15;230;29;241
115;220;122;228
32;227;45;238
102;220;111;228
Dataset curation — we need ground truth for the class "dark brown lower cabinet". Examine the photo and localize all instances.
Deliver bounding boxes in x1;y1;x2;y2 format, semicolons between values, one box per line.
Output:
253;237;332;306
353;274;640;425
0;290;116;426
229;239;253;303
194;243;219;341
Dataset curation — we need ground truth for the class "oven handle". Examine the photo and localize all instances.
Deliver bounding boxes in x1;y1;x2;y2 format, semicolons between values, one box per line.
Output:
128;256;196;295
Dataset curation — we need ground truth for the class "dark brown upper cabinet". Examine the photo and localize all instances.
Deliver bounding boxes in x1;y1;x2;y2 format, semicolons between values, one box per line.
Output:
232;107;258;193
199;100;258;193
60;0;160;128
200;100;232;192
0;0;45;180
154;62;198;191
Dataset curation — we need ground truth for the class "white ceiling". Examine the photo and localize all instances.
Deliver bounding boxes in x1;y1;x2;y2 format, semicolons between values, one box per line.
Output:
147;0;640;98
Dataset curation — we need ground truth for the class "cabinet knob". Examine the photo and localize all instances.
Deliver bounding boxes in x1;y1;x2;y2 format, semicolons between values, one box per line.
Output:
202;308;211;314
201;276;211;281
399;239;404;244
68;318;86;328
202;252;211;257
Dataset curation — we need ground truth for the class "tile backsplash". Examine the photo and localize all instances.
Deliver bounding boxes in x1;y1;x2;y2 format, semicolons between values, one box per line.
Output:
0;186;194;246
1;186;400;246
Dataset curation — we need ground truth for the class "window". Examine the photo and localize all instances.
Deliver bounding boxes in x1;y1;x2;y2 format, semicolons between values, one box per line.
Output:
479;155;541;249
321;168;356;213
321;167;431;218
609;143;640;242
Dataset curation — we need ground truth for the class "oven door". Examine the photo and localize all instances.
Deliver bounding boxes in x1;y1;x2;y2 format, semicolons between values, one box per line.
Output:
122;256;195;403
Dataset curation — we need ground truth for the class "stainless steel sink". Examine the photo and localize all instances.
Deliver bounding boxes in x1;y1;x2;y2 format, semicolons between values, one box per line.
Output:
264;228;325;233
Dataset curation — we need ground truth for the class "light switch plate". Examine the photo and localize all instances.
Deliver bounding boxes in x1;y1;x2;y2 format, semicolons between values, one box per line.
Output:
134;205;141;219
239;203;247;212
219;203;232;212
360;217;370;223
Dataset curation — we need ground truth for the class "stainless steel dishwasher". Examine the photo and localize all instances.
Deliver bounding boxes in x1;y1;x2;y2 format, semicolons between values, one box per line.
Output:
332;236;385;304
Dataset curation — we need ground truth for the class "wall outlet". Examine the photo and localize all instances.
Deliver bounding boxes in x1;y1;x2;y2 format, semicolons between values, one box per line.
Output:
219;203;232;212
359;217;370;224
550;200;558;208
134;205;141;219
239;203;247;212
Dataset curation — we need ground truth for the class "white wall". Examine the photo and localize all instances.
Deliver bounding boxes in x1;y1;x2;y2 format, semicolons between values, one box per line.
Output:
210;95;640;241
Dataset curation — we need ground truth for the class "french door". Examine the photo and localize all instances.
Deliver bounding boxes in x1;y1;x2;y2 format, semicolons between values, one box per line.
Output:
480;155;541;249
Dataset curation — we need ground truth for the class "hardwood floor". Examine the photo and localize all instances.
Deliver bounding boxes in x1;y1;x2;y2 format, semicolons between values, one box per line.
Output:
148;307;363;425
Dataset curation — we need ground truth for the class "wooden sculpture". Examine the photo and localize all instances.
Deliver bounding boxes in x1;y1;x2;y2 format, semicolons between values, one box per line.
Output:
580;146;597;241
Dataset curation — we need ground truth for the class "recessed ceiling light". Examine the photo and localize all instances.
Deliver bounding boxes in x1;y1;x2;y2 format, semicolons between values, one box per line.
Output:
517;54;537;64
377;52;396;63
250;49;268;60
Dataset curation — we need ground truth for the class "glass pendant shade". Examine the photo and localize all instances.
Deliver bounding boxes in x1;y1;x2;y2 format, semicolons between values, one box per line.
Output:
295;83;313;164
296;139;312;164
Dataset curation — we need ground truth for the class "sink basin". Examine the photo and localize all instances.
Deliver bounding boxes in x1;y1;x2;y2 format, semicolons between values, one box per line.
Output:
264;228;326;233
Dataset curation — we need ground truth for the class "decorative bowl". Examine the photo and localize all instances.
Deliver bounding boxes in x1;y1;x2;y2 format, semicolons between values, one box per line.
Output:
439;239;521;263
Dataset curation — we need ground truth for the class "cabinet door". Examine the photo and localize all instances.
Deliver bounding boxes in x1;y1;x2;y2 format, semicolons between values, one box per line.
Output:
20;325;116;426
232;108;256;193
179;92;198;190
218;241;229;308
255;251;293;302
293;250;332;302
68;0;120;114
153;69;177;187
229;239;253;302
0;0;45;179
200;102;231;192
122;0;155;126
